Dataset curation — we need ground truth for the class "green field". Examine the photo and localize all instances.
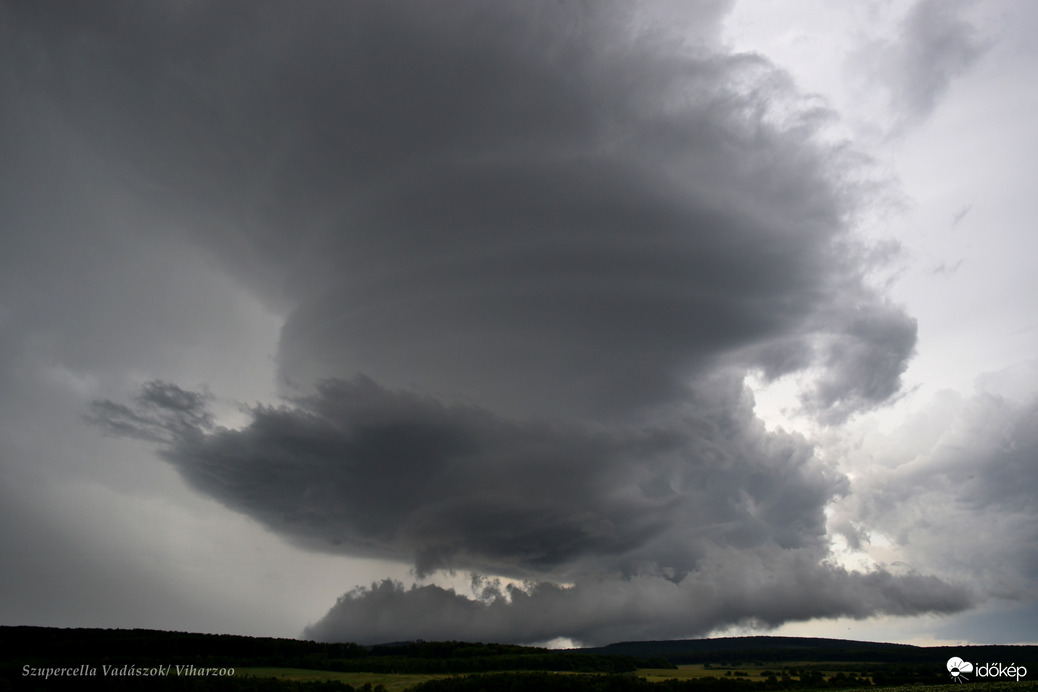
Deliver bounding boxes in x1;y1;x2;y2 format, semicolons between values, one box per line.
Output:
636;662;873;683
637;664;727;681
841;686;1038;692
239;664;1038;691
6;629;1035;692
237;667;461;691
237;667;615;690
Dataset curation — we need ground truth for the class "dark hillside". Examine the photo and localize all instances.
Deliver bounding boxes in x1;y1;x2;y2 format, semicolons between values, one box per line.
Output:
0;626;655;674
578;636;1037;666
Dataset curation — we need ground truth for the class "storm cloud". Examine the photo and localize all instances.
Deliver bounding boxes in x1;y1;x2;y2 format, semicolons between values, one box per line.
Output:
89;375;841;579
5;0;914;422
304;563;971;646
90;377;975;645
6;0;981;642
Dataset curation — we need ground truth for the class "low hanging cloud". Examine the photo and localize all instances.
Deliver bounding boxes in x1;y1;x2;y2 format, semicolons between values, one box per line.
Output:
89;375;838;579
31;0;962;642
88;374;974;644
304;560;972;646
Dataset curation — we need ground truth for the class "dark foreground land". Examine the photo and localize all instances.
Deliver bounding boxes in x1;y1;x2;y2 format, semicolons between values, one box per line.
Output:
2;627;1035;691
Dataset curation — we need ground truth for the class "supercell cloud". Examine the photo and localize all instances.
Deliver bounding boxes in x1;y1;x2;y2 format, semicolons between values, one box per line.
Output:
3;0;982;642
89;375;839;579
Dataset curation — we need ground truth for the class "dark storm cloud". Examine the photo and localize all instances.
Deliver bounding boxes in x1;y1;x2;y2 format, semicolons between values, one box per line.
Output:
17;0;949;639
86;382;215;445
301;559;972;646
804;303;918;423
91;373;976;643
89;375;839;579
6;0;913;421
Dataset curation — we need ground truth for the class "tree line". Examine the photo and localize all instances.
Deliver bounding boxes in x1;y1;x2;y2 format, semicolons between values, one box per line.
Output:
0;627;669;675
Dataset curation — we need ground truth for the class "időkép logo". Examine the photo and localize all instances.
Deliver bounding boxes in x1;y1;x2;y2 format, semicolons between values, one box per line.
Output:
947;656;1028;683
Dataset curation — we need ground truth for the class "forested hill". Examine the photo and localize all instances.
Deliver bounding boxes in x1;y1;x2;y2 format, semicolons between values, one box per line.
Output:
578;635;1038;665
4;627;1035;671
0;626;666;673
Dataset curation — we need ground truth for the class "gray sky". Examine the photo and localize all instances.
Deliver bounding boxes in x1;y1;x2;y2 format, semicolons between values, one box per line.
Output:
1;0;1035;647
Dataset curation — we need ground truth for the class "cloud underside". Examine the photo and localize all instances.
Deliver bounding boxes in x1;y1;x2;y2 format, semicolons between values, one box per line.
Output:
89;376;837;577
88;376;974;644
12;0;975;642
304;566;970;646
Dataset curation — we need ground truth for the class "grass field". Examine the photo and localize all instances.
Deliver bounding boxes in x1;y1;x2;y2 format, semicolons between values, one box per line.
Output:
635;662;876;683
843;685;1038;692
237;667;622;690
637;664;727;681
236;667;452;691
238;665;1038;691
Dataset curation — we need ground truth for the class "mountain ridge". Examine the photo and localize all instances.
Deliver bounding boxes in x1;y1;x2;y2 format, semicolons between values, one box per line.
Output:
2;626;1035;667
577;635;1037;664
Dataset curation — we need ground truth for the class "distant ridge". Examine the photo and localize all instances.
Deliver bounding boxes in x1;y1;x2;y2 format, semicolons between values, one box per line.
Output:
0;626;661;674
577;635;1037;665
2;627;1034;669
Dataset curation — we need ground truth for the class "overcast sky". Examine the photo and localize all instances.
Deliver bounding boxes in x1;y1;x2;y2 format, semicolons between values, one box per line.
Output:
1;0;1036;648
